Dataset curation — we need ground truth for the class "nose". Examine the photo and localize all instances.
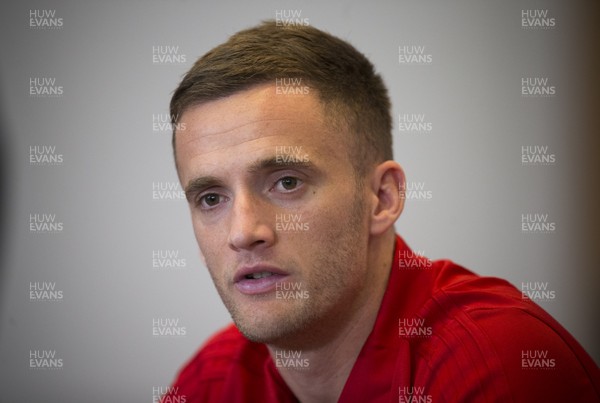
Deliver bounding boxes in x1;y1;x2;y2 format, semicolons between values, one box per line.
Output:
227;190;276;252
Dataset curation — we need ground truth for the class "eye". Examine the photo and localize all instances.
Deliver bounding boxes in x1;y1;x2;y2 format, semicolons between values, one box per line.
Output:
274;176;302;192
197;193;225;209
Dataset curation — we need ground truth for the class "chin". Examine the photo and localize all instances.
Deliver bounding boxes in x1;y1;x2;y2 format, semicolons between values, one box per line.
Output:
232;308;306;345
235;320;287;344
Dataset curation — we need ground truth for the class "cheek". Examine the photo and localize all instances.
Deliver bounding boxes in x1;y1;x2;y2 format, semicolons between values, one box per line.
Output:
320;180;359;214
193;227;226;285
191;215;224;262
299;185;362;237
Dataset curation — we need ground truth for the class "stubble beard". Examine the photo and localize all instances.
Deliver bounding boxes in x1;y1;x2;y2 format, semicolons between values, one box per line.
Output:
211;190;368;348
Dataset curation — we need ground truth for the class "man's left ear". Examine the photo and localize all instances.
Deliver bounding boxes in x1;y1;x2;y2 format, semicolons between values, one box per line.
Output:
368;161;405;236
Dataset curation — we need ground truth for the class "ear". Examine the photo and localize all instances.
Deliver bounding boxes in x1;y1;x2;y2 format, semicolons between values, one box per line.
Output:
368;161;405;236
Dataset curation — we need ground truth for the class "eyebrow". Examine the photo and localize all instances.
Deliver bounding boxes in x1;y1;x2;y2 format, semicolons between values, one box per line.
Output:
184;175;223;202
184;157;317;202
247;156;314;174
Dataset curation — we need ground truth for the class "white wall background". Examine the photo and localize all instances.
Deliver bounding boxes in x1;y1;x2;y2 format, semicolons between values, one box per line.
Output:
0;1;598;401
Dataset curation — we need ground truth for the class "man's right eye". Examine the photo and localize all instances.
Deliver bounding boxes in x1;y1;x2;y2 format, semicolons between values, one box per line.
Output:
198;193;222;209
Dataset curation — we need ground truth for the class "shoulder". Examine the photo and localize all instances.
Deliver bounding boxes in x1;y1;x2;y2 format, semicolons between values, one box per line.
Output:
409;260;600;401
179;323;249;379
165;324;270;402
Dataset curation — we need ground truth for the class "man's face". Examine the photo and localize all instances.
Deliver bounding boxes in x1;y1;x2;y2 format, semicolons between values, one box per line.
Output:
176;84;372;346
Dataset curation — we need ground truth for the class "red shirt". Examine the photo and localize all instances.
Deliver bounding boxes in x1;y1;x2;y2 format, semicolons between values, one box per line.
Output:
164;236;600;402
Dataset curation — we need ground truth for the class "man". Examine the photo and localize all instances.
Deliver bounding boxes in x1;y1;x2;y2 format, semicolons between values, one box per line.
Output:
164;21;599;402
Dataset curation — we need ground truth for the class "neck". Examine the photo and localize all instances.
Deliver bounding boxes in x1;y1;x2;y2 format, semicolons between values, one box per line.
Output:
267;232;395;403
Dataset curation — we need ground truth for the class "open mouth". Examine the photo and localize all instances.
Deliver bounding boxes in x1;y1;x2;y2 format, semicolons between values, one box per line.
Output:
235;267;288;295
245;271;275;280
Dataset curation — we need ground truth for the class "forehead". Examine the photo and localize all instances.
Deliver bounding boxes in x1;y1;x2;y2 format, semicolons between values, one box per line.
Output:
175;84;348;175
177;84;327;149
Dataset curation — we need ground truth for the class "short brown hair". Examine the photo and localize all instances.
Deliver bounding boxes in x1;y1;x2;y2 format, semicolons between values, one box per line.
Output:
170;20;393;175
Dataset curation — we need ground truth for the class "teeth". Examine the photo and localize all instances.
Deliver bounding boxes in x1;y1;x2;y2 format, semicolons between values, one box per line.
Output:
247;271;273;280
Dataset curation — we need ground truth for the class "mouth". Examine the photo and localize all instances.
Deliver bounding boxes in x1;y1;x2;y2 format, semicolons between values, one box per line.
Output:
234;266;289;295
244;271;275;280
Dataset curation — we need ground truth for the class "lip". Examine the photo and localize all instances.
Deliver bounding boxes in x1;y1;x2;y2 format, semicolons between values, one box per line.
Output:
234;265;289;295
